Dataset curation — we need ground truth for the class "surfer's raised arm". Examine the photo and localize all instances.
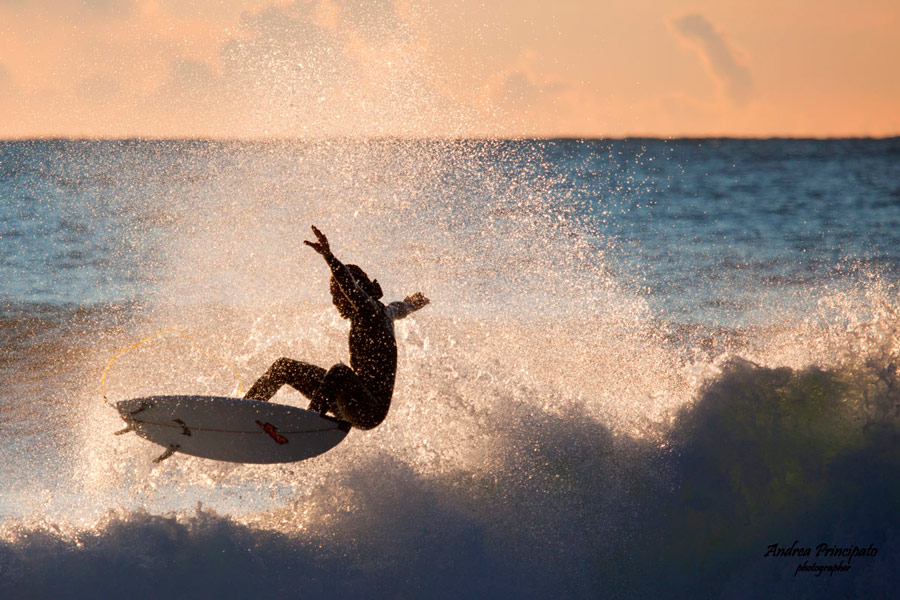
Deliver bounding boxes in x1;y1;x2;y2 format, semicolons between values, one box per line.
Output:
387;292;430;320
244;224;429;431
304;225;373;310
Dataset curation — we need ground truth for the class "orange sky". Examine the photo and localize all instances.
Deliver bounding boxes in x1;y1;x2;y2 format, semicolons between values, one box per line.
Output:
0;0;897;138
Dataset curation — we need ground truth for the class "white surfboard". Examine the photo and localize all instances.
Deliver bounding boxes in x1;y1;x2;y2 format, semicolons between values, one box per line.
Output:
116;395;350;463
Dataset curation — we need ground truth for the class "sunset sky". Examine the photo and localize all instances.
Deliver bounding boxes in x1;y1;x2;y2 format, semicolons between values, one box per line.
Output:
0;0;897;138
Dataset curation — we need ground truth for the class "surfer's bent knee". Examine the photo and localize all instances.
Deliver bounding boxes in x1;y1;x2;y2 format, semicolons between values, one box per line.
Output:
271;357;294;373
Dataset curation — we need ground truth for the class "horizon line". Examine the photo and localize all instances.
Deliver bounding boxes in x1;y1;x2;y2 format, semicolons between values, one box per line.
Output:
1;134;899;143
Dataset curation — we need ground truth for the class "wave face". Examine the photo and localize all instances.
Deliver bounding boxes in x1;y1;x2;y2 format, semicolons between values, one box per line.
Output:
2;139;899;598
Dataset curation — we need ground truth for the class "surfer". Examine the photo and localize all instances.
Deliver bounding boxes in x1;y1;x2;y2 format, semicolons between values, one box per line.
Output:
243;225;429;429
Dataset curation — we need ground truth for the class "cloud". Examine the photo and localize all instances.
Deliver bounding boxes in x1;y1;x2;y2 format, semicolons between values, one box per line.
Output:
495;70;565;110
0;0;470;137
0;0;137;19
671;13;753;106
482;50;610;136
489;66;610;137
489;50;568;110
169;58;220;90
151;57;224;120
331;0;412;43
75;73;121;103
218;3;357;133
208;0;465;137
69;0;137;17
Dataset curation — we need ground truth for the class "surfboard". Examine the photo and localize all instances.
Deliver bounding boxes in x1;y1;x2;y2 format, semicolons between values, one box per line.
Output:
116;395;350;464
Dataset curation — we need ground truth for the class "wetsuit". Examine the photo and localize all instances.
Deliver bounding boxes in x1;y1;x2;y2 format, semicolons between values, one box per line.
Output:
243;254;420;429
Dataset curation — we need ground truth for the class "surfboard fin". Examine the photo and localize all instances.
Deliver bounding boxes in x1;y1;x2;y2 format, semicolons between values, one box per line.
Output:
153;445;179;463
114;424;134;436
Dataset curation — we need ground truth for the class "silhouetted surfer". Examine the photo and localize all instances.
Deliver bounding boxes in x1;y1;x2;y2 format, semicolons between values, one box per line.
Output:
244;225;429;429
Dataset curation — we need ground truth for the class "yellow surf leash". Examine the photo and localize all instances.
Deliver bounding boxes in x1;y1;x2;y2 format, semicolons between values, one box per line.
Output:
100;327;243;406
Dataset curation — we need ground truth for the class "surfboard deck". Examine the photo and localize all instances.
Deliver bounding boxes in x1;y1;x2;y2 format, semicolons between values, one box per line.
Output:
116;395;350;464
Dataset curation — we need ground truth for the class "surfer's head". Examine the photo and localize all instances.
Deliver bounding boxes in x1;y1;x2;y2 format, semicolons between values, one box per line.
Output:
330;264;382;318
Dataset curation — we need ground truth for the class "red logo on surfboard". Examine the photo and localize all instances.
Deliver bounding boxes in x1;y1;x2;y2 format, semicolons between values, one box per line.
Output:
255;420;289;445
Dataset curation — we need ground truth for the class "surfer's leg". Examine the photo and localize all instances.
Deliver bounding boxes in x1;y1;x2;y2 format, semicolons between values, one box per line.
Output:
312;364;385;429
244;357;326;402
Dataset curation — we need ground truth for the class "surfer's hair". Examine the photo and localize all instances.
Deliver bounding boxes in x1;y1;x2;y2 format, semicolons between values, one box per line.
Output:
331;264;383;300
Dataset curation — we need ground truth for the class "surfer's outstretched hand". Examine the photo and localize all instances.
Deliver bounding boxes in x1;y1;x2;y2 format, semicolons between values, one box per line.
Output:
406;292;430;310
304;225;332;258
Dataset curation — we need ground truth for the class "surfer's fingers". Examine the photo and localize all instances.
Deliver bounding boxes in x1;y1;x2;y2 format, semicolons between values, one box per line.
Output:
406;292;429;309
310;225;328;243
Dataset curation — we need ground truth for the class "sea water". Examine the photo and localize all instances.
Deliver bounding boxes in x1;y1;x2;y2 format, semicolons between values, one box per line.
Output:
1;138;899;598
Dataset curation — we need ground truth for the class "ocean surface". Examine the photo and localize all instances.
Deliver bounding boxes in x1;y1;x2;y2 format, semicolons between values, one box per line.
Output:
2;138;899;598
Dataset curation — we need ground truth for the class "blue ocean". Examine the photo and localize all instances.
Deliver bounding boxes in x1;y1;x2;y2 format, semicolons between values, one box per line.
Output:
2;138;899;598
